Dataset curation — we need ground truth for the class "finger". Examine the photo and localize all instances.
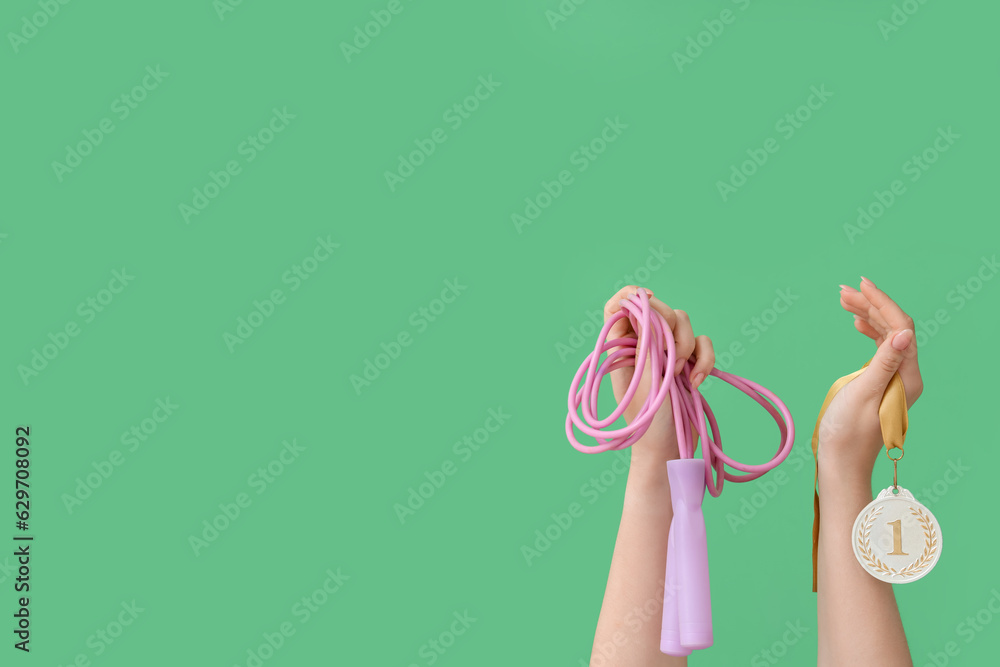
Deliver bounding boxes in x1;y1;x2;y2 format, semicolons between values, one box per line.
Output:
645;293;679;332
604;285;652;326
602;287;650;408
603;286;652;347
690;335;716;389
840;287;886;342
672;309;696;376
602;287;666;409
859;277;917;340
838;287;874;319
840;289;891;335
853;315;883;343
859;277;922;405
619;291;678;369
854;329;913;401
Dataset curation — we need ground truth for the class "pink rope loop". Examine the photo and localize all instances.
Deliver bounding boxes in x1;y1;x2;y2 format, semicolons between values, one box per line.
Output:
565;290;795;497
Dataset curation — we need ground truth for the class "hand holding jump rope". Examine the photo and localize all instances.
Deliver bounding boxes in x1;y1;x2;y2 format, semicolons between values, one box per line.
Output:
565;280;939;660
566;286;795;656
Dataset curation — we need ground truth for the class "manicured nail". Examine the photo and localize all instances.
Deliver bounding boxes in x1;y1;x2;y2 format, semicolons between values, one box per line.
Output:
891;329;913;351
861;276;876;288
691;372;705;388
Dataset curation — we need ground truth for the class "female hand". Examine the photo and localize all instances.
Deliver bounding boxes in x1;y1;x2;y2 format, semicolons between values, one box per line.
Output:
602;285;716;457
817;277;924;479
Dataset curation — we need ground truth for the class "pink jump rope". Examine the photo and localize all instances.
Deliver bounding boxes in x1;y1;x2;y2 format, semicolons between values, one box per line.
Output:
565;289;795;656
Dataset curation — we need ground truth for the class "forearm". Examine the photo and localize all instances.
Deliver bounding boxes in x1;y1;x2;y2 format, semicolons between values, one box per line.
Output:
591;432;686;667
816;463;912;667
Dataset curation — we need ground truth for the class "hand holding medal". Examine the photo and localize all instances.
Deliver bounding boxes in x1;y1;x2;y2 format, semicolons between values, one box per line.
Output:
812;277;941;589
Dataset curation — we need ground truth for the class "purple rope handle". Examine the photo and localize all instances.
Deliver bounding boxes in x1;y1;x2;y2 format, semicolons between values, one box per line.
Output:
565;290;795;497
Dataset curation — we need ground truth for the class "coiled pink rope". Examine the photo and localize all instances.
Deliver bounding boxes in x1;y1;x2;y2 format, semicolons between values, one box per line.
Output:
565;289;795;497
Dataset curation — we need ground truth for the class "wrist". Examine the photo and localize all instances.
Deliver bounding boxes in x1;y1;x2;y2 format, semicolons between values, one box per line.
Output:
816;436;877;482
627;429;680;469
623;430;678;492
816;454;873;506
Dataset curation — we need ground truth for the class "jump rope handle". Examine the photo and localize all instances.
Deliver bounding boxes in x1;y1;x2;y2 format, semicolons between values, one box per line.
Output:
660;518;689;656
660;459;713;655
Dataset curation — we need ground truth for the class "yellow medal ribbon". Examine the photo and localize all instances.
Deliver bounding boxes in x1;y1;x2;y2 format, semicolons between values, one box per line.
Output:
811;359;908;591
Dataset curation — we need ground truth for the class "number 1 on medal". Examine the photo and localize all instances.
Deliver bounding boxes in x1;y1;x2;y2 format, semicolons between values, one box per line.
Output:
887;519;908;556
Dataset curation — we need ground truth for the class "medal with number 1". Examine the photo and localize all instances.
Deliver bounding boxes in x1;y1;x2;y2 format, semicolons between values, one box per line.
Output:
852;447;943;583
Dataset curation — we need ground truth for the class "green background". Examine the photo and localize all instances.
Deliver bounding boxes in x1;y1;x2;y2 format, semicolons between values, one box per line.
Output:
2;0;998;665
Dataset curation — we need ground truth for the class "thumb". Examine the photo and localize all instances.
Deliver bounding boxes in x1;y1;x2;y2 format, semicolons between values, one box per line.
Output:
857;329;914;400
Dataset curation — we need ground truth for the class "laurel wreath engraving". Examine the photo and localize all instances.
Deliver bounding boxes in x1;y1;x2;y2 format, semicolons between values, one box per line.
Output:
856;505;938;578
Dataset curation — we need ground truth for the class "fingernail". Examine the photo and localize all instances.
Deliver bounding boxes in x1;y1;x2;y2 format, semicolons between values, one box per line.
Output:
891;329;913;351
691;372;705;388
861;276;876;288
